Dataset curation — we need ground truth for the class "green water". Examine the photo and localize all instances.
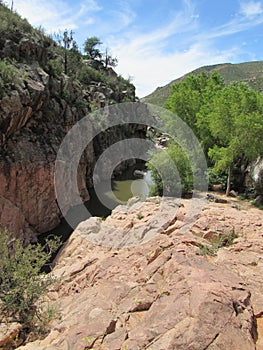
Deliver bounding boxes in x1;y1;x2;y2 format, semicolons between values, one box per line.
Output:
41;165;154;244
107;174;152;203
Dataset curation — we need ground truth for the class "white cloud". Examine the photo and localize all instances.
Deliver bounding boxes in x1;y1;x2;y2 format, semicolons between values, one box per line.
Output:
198;3;263;41
107;4;198;59
10;0;101;32
111;1;137;28
240;1;263;18
114;42;239;97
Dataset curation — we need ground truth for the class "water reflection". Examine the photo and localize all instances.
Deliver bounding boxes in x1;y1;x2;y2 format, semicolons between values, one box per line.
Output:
40;165;154;244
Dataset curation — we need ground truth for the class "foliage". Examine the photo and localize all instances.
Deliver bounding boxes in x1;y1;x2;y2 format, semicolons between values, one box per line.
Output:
198;230;237;256
77;65;106;84
207;168;228;191
204;82;263;194
160;71;263;196
0;229;60;335
165;71;224;145
83;37;118;69
147;143;193;197
45;58;63;77
0;2;134;107
54;29;79;74
137;212;144;220
0;58;20;97
0;3;32;41
84;36;102;60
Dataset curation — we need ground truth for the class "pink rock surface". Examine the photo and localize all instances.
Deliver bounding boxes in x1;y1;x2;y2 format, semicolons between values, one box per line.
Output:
15;196;263;349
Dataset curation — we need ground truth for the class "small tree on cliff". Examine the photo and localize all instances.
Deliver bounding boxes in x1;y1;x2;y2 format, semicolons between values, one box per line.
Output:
55;29;77;74
83;37;118;68
84;36;102;60
104;48;118;68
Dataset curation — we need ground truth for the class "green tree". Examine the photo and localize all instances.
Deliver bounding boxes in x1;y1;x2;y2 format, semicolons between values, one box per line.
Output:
161;72;263;196
165;72;224;141
84;36;102;60
205;82;263;195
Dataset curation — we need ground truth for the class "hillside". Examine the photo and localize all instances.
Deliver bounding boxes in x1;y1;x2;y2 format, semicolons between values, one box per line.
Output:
142;61;263;106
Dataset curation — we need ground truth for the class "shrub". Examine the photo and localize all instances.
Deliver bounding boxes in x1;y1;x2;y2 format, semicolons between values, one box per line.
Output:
45;58;63;77
147;143;193;197
0;4;32;42
0;229;60;336
198;230;237;256
207;167;228;191
77;65;106;84
0;59;21;98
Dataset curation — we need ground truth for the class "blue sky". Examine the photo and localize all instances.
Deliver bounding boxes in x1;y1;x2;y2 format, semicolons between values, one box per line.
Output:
6;0;263;97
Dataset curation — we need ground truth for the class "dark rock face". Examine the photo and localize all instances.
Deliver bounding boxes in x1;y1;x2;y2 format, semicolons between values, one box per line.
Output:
0;63;92;241
0;29;140;241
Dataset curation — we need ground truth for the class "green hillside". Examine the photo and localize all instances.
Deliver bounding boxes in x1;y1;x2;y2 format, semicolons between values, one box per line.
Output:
142;61;263;106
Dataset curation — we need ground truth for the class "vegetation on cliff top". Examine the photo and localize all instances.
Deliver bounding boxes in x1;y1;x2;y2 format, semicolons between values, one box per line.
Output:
0;2;135;104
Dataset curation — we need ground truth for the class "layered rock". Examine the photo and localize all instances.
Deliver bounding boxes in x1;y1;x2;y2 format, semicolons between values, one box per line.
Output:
0;8;140;240
0;63;93;241
15;195;263;349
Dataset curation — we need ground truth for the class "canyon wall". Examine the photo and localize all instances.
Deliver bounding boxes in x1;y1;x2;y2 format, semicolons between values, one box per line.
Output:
0;64;92;241
0;18;141;241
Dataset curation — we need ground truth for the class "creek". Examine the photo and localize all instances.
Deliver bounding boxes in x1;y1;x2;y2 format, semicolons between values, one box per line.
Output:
40;162;154;245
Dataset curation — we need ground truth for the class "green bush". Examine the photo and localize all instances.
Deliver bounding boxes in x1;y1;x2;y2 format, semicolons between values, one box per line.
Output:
147;143;193;197
0;59;20;97
207;167;228;190
0;229;60;336
198;230;237;256
77;65;106;84
45;58;63;77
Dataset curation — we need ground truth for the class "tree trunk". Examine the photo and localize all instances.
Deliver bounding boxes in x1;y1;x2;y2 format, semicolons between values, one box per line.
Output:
64;52;68;75
226;165;232;196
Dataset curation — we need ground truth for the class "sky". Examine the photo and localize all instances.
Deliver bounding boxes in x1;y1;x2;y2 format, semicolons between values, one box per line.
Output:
5;0;263;97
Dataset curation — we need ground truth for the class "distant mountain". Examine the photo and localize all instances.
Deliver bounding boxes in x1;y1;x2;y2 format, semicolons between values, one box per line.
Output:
141;61;263;106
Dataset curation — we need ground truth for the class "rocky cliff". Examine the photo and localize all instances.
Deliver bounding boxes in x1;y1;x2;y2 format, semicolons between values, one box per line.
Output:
7;194;262;350
0;4;142;241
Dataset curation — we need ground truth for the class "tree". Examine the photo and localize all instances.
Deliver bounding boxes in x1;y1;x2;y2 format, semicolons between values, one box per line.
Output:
55;29;76;74
104;48;118;68
205;82;263;195
162;72;263;196
84;36;102;60
165;72;225;143
83;37;118;69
